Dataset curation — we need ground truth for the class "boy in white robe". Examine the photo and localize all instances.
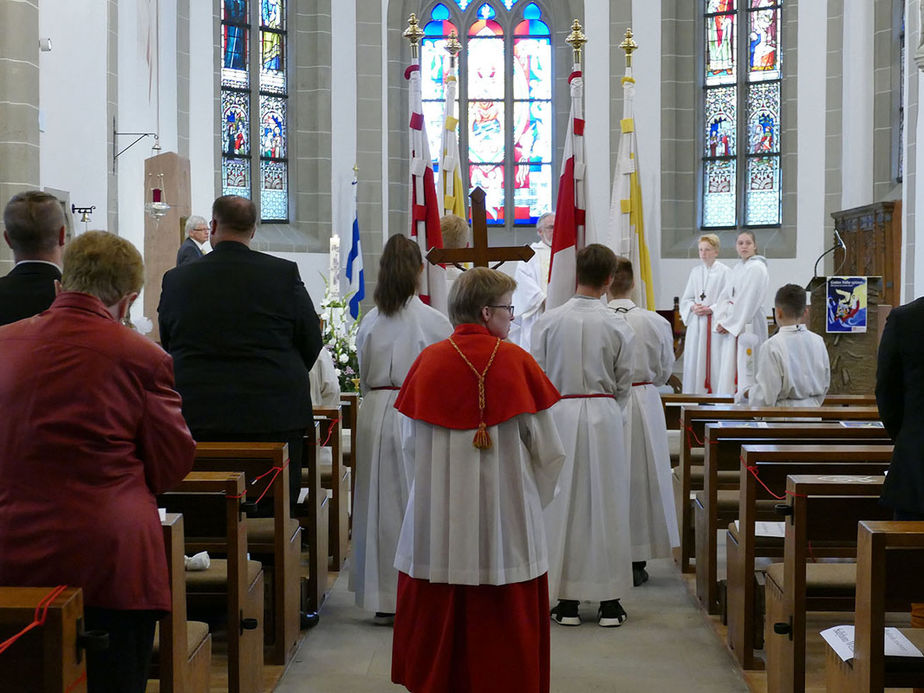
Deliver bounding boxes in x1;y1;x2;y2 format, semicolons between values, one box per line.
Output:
607;256;680;586
737;283;830;407
532;243;635;627
510;211;554;351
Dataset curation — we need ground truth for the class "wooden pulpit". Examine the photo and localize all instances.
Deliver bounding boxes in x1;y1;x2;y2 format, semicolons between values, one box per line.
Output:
831;201;901;309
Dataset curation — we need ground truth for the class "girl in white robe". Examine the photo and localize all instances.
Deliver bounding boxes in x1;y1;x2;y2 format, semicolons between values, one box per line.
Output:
713;230;770;396
349;235;452;618
679;234;729;394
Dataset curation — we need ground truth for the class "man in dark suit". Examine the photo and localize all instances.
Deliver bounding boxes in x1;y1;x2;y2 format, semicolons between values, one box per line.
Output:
158;195;323;513
876;298;924;520
176;215;210;266
0;190;66;326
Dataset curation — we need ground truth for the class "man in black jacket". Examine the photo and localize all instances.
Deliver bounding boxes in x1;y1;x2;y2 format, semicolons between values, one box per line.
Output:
876;298;924;520
176;215;210;266
158;195;323;513
0;190;66;326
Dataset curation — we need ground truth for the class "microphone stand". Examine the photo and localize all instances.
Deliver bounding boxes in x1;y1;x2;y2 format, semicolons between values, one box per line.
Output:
806;238;844;290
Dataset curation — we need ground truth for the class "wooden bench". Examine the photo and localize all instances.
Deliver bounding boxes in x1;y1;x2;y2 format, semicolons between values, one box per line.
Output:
0;586;90;692
299;420;329;615
192;442;301;666
340;391;359;530
764;474;890;693
724;445;893;669
151;513;211;692
158;471;264;693
315;406;350;569
694;423;889;613
825;521;924;693
676;405;881;573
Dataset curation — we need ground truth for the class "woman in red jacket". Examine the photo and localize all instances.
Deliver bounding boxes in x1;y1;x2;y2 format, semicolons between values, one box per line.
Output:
0;231;196;693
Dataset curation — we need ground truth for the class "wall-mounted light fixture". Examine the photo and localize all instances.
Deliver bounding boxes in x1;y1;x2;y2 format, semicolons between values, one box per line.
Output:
112;119;161;173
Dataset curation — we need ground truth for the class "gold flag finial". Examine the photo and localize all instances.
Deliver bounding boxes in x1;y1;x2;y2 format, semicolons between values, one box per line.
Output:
620;28;639;68
445;31;462;58
404;13;425;59
565;19;587;65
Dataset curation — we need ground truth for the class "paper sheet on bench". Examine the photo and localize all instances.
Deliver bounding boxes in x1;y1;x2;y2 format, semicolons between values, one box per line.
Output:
839;420;884;428
820;625;924;662
297;487;310;505
158;507;166;521
712;421;768;427
733;520;785;537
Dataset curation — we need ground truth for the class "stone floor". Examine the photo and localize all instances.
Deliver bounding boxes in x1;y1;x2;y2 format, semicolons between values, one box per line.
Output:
274;558;750;693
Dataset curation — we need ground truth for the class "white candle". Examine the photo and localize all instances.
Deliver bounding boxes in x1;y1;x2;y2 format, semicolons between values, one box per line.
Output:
329;235;341;298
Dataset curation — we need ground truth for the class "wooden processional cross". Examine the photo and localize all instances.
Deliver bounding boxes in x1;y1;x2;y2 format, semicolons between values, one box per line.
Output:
426;187;535;269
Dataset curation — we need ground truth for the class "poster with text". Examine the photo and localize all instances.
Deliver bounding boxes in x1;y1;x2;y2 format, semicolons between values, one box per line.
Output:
826;276;867;333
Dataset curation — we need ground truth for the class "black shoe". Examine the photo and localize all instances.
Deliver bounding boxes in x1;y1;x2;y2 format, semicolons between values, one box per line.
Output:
300;611;320;629
550;599;581;626
598;599;628;627
632;561;649;587
374;612;395;626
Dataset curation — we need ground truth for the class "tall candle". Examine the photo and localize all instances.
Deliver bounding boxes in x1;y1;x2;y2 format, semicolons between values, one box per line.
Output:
329;235;341;298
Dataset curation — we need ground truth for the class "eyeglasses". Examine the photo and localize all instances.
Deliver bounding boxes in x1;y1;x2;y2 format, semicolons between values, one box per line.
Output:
487;305;515;316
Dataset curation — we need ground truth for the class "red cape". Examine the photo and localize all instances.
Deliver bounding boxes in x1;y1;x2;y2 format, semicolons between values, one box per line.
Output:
395;324;561;429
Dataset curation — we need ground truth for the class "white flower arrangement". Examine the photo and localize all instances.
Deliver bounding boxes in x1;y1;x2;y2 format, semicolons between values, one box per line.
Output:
319;276;361;392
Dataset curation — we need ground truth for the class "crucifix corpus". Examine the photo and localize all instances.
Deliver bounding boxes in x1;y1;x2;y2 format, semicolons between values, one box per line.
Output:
426;187;535;270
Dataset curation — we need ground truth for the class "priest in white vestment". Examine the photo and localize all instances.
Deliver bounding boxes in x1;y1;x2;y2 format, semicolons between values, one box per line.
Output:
737;283;830;407
607;257;680;586
679;233;730;394
349;235;452;620
509;211;554;351
531;243;634;628
713;230;770;396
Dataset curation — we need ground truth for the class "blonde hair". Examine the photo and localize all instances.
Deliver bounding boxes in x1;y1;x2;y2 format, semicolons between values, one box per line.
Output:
698;233;720;251
62;231;144;305
448;267;516;326
440;214;470;250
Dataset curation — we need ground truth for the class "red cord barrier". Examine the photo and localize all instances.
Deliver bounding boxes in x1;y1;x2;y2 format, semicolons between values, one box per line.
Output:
0;584;68;656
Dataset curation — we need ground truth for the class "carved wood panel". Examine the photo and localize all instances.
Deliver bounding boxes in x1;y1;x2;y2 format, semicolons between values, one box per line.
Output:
832;201;901;309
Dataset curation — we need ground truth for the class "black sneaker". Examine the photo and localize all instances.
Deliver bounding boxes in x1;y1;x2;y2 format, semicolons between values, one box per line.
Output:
597;599;628;627
374;612;395;626
550;599;581;626
632;561;649;587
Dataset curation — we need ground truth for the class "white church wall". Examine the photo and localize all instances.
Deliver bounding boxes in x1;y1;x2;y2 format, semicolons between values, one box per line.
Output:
841;0;875;209
583;0;610;243
332;0;358;292
38;0;109;227
269;251;330;306
188;0;216;217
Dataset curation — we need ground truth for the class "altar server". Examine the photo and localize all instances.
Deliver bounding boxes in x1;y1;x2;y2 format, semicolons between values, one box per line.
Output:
350;235;451;622
737;283;830;407
391;268;564;693
713;230;770;396
510;211;554;351
531;243;634;628
679;234;730;393
607;256;680;586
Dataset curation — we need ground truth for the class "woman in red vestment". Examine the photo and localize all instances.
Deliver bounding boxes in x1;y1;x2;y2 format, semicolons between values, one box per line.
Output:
391;268;565;693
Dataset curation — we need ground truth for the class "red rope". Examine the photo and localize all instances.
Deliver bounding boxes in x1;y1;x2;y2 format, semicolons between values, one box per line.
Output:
320;417;340;447
685;425;706;447
743;463;808;501
0;585;68;655
225;458;292;505
64;672;87;693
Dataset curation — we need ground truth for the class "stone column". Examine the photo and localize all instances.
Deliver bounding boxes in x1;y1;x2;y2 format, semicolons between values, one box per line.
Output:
0;0;41;273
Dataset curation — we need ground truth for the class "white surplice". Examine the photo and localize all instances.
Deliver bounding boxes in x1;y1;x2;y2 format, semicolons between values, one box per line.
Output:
679;261;730;394
531;295;634;601
737;324;831;407
309;346;341;408
509;241;551;352
394;412;565;585
349;297;452;612
713;255;770;395
609;299;681;561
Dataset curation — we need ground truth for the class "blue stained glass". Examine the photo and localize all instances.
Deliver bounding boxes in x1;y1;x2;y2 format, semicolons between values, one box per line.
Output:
513;101;551;163
222;90;250;156
222;24;248;74
478;4;496;20
513;36;551;99
704;86;736;157
745;156;780;225
513;163;551;224
451;0;518;7
261;0;283;29
260;160;288;220
469;101;504;164
222;158;251;198
747;81;779;154
431;3;450;20
748;8;780;79
523;2;541;19
224;0;247;23
702;159;737;227
260;96;286;159
261;31;283;72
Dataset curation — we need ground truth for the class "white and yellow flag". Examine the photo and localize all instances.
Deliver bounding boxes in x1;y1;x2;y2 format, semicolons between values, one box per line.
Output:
439;54;465;218
607;62;655;309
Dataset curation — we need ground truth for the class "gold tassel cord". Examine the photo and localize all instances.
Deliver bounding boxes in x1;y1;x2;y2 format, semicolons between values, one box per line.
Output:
448;336;502;449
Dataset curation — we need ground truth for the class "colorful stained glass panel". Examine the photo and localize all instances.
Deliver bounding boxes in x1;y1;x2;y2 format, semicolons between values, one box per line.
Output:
704;86;737;157
747;81;779;154
513;37;551;100
470;164;504;223
222;158;251;197
703;159;737;227
748;8;780;79
222;90;250;156
469;16;503;38
422;100;446;170
261;0;284;29
421;38;451;101
452;0;519;8
707;0;736;11
468;101;504;164
259;95;286;158
705;6;736;85
749;0;776;8
223;0;247;23
260;31;285;93
468;32;504;99
222;25;249;88
513;163;552;224
513;101;551;164
261;160;288;220
745;156;780;225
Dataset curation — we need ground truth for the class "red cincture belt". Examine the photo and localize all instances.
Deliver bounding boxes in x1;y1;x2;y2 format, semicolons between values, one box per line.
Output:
632;382;653;387
561;394;616;399
704;314;713;394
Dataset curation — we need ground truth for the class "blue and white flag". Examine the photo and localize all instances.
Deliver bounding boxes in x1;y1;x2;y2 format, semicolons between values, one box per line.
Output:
345;174;365;320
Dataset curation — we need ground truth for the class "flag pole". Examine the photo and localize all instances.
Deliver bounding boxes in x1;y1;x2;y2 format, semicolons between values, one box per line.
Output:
441;32;465;218
565;18;587;65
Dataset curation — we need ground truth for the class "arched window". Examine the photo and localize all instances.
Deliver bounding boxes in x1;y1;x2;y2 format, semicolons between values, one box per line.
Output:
220;0;289;222
420;1;553;227
701;0;782;229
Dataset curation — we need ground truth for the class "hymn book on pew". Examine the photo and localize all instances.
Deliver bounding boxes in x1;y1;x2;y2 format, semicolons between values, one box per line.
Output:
821;625;924;662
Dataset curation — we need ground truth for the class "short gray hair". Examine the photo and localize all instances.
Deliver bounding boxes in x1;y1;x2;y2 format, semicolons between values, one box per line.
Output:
536;212;555;230
185;215;208;236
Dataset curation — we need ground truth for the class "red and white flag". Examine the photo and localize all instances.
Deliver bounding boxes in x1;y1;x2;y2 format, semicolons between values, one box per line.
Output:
406;59;447;313
546;64;587;310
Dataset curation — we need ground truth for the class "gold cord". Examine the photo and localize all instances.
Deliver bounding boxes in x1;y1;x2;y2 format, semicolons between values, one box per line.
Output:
448;336;501;449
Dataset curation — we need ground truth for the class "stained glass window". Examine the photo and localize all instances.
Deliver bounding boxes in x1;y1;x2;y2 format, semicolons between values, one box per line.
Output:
702;0;782;228
220;0;289;222
420;1;552;227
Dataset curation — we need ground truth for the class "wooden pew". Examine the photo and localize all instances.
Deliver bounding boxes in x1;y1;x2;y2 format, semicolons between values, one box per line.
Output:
764;475;890;693
299;420;329;615
151;513;211;692
315;406;349;569
676;405;881;572
192;443;301;666
0;586;90;692
825;521;924;693
340;391;359;529
159;471;264;693
661;393;734;432
694;423;889;613
725;445;893;669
